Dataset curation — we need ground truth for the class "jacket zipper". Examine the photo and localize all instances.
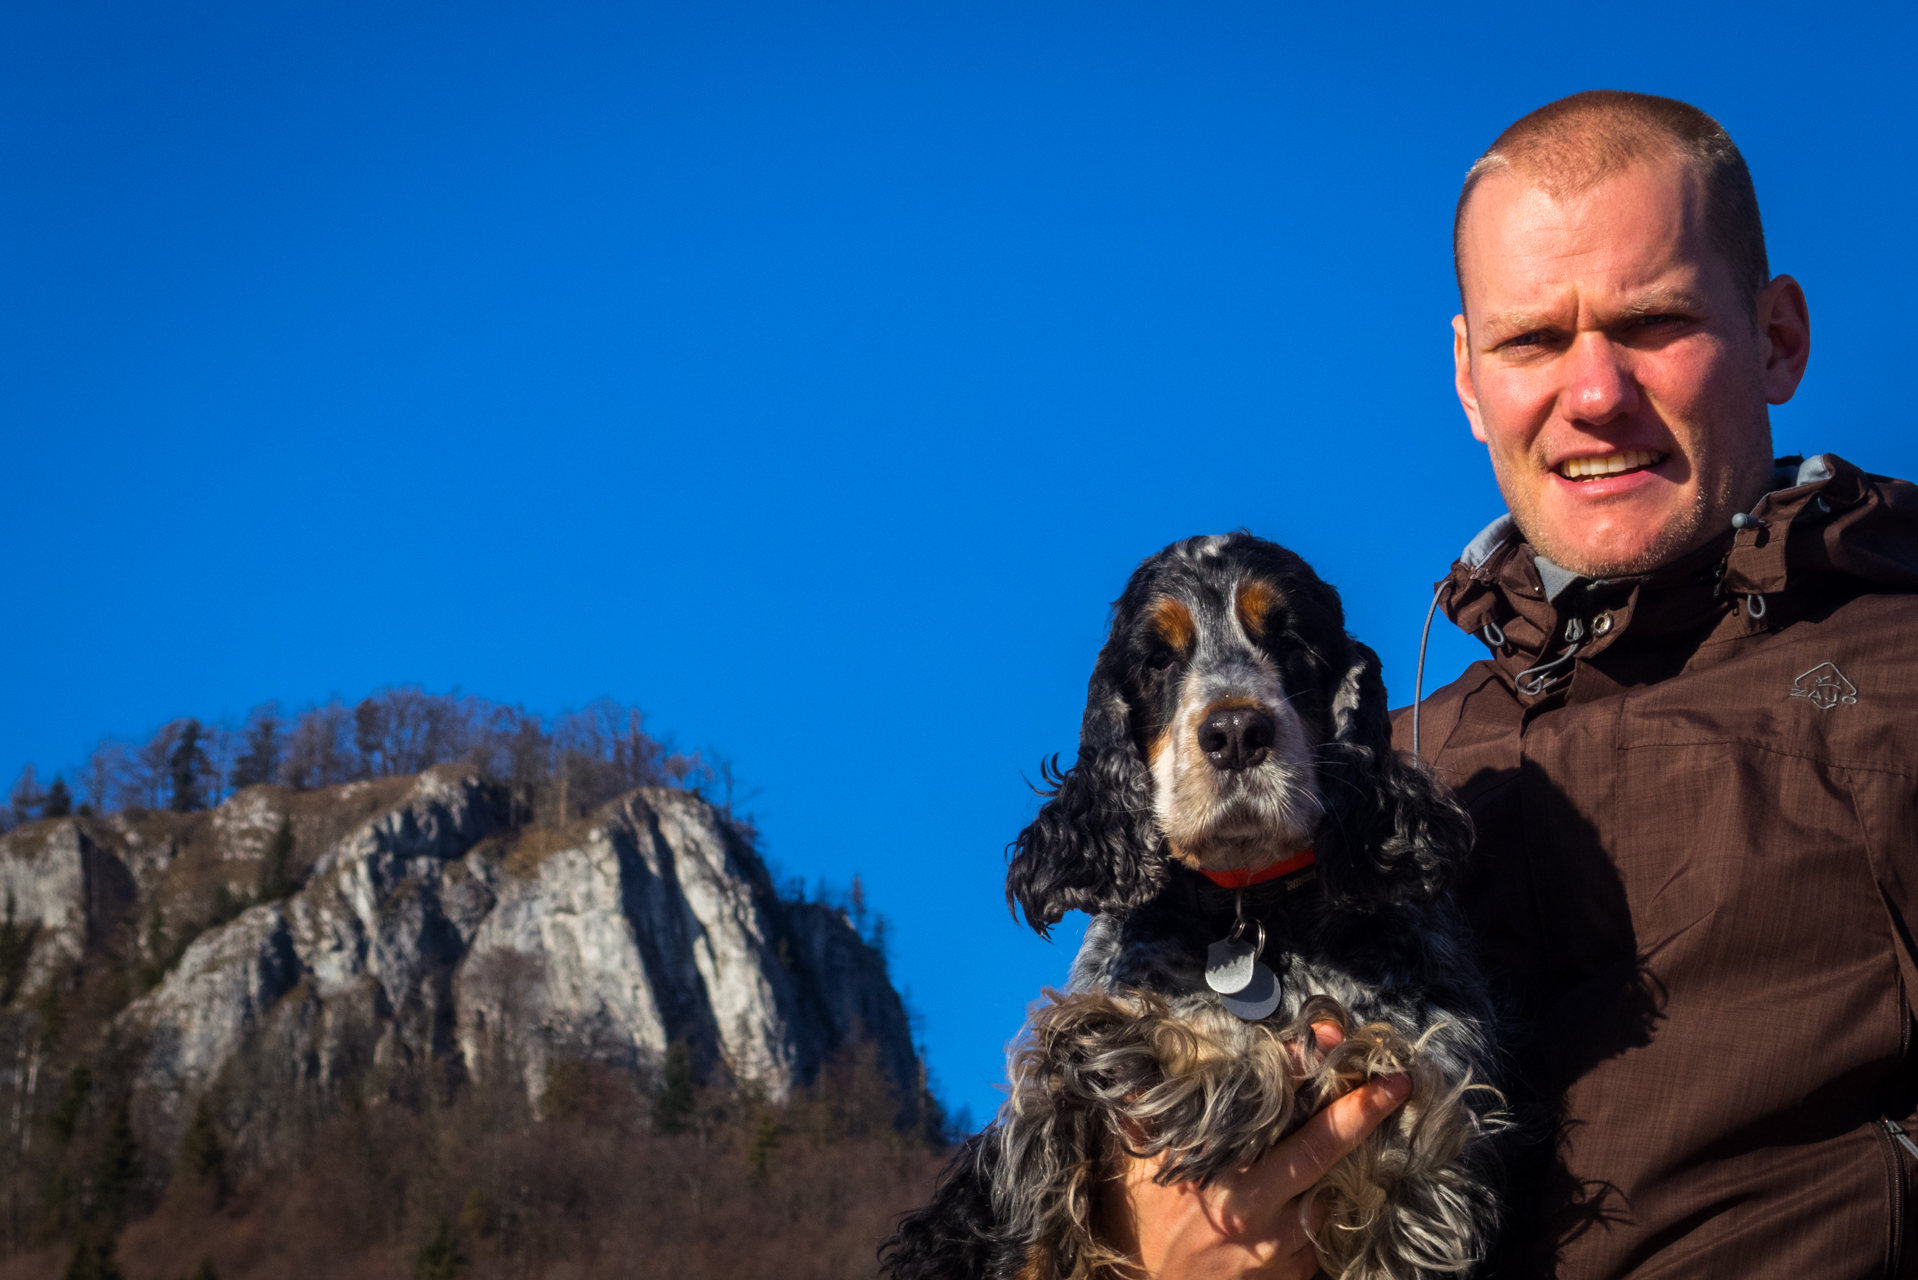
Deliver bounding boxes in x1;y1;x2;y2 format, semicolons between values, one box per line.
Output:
1880;1119;1918;1278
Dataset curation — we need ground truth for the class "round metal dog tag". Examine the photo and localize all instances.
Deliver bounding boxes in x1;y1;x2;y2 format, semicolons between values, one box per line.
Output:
1205;938;1258;994
1220;961;1283;1021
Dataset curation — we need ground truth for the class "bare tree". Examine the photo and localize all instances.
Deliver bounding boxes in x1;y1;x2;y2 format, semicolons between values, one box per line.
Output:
80;741;129;815
283;703;354;790
704;750;759;824
125;722;181;811
354;687;452;779
13;691;699;823
201;722;238;808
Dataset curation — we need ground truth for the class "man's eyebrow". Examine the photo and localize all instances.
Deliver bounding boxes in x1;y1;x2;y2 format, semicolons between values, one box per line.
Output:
1615;287;1707;318
1477;288;1709;341
1476;309;1559;339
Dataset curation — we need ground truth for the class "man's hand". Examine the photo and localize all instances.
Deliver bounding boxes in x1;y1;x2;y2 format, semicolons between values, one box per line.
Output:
1095;1023;1411;1279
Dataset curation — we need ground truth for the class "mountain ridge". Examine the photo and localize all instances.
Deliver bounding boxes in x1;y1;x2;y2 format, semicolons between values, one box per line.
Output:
1;765;925;1197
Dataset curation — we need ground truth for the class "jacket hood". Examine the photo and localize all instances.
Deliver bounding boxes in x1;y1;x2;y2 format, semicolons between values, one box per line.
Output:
1435;454;1918;686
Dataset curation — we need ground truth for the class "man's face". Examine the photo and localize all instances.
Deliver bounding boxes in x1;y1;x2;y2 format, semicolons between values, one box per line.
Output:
1452;157;1808;577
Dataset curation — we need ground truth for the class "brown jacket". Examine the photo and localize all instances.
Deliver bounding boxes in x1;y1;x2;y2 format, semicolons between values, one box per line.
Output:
1393;455;1918;1279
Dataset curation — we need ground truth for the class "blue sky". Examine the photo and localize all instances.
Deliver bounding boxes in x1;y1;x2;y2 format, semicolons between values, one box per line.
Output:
5;1;1916;1124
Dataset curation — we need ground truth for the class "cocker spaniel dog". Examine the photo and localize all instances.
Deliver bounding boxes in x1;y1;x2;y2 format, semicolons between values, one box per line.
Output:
883;533;1501;1280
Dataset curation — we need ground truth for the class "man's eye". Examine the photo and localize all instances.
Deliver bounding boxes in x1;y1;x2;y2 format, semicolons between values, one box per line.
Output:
1637;313;1683;327
1501;331;1552;349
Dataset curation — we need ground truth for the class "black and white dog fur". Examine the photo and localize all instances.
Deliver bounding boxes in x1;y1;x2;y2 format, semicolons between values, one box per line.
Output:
882;533;1501;1280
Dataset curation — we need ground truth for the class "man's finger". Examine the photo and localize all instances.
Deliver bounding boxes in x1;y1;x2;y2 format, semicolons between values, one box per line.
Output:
1264;1073;1411;1194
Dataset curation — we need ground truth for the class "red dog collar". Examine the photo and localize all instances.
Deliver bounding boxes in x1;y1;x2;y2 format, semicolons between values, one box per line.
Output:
1197;848;1316;889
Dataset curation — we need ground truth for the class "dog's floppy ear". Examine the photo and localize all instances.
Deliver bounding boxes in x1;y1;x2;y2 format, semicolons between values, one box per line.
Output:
1005;639;1167;937
1313;639;1473;909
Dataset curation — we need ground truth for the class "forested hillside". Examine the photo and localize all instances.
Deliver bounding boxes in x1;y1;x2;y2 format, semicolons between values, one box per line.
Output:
0;691;953;1280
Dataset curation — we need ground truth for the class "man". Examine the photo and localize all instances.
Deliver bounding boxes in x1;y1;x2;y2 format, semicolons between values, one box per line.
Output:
1107;91;1918;1277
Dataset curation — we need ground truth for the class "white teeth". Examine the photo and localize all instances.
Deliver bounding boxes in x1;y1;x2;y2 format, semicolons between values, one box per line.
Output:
1560;450;1660;479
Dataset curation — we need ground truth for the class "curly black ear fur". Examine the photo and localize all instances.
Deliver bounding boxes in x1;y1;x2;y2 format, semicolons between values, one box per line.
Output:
1005;643;1166;937
1313;639;1474;909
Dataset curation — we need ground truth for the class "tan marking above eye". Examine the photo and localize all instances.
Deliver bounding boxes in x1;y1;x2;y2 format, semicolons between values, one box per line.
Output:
1236;580;1281;639
1149;597;1196;655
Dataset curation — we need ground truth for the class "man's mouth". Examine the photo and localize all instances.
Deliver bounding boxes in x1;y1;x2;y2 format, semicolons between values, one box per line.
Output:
1555;450;1666;481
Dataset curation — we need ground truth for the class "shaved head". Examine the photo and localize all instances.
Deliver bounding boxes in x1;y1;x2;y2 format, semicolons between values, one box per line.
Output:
1454;91;1769;315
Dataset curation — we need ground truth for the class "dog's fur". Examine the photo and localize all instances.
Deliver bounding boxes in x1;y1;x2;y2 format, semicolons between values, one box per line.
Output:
881;533;1502;1280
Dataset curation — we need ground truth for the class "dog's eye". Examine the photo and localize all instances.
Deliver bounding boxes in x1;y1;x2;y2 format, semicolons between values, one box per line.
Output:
1143;649;1177;671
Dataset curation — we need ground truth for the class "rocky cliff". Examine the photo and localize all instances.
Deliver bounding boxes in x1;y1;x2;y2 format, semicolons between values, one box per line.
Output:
0;767;918;1179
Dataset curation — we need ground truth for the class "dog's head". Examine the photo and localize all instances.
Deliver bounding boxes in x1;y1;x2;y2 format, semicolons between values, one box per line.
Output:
1007;532;1472;934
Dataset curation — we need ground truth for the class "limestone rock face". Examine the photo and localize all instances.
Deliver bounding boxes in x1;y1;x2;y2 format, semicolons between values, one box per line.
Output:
0;771;914;1171
456;789;852;1102
131;902;301;1096
0;822;90;992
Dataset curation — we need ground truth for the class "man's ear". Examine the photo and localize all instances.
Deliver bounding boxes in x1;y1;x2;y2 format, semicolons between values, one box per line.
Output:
1005;644;1165;936
1757;273;1811;405
1453;314;1489;443
1313;639;1473;909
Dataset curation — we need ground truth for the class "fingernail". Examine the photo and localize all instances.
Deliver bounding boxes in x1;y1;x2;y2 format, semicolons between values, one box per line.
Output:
1382;1074;1411;1104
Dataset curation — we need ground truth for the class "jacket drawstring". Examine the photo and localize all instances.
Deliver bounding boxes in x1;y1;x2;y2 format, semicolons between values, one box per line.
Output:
1514;620;1587;698
1411;580;1451;758
1411;518;1511;757
1729;512;1771;622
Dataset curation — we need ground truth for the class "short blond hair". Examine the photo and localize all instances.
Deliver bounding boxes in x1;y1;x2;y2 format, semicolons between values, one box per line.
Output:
1453;90;1769;310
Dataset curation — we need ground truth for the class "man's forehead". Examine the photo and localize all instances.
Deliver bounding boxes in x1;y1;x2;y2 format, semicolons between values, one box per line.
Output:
1458;160;1716;321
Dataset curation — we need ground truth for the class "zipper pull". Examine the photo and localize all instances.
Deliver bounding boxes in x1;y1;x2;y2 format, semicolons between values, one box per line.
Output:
1883;1118;1918;1160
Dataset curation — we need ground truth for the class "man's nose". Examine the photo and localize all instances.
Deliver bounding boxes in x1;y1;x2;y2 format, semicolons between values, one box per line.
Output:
1563;332;1639;425
1198;708;1276;771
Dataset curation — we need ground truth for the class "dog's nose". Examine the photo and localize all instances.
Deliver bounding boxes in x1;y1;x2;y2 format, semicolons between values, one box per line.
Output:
1198;708;1276;771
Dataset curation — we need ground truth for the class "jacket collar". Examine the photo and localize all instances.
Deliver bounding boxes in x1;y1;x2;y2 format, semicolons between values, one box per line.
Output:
1436;454;1918;695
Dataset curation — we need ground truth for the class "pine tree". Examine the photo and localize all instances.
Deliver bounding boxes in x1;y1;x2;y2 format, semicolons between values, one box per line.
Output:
456;1187;491;1241
93;1098;139;1222
207;883;243;928
180;1095;228;1205
229;709;282;789
0;891;27;1003
747;1110;780;1182
9;764;42;827
653;1041;695;1135
61;1231;123;1280
168;721;211;813
43;777;73;818
257;817;296;900
50;1065;92;1141
412;1216;463;1280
